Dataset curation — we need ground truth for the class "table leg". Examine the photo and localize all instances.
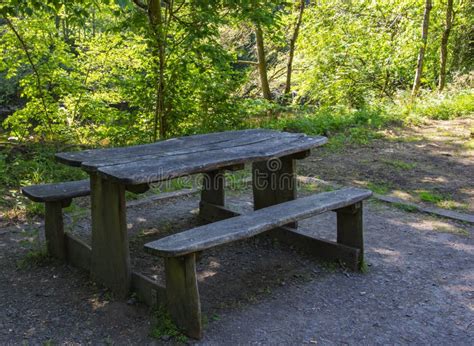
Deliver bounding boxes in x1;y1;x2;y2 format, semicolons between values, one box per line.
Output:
199;169;226;220
90;173;131;298
252;155;297;227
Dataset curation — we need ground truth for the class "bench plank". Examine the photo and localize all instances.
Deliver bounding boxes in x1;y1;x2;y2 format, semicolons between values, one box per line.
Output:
22;179;90;203
145;188;372;257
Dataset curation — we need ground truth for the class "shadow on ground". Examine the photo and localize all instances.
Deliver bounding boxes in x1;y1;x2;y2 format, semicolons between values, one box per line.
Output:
0;188;473;344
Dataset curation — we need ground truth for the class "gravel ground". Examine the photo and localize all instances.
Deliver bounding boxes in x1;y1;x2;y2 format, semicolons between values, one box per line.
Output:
1;188;473;344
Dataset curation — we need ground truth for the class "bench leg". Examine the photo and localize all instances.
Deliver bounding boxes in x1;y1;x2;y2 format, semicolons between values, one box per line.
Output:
90;174;131;298
252;155;297;227
199;169;225;220
165;253;202;339
336;202;364;270
44;201;67;260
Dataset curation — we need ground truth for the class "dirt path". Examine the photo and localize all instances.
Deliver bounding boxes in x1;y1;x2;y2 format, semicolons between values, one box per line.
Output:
299;117;474;213
1;189;473;344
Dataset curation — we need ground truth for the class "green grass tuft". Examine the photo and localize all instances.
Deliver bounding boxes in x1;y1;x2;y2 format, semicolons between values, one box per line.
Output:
418;190;445;203
150;307;188;343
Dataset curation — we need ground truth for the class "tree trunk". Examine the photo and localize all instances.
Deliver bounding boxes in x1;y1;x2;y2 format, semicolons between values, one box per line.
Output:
255;24;272;100
439;0;453;91
148;0;167;140
285;0;305;95
411;0;433;98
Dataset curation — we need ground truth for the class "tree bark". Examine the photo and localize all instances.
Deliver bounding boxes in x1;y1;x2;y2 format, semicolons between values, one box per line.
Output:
284;0;305;95
148;0;167;140
438;0;453;91
411;0;433;98
255;24;272;100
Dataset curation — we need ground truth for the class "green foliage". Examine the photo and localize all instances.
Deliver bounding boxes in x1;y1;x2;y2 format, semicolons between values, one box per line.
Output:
409;90;474;120
16;228;52;269
150;307;187;343
366;182;391;195
392;202;418;213
418;190;445;203
0;143;87;188
0;142;87;220
381;159;417;171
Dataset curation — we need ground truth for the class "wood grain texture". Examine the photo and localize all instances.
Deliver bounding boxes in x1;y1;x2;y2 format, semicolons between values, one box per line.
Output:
199;170;225;219
56;129;271;167
90;174;131;298
44;201;66;260
131;272;166;308
22;179;90;202
56;130;327;185
165;254;202;339
252;155;297;228
337;202;364;268
65;232;92;271
145;188;372;257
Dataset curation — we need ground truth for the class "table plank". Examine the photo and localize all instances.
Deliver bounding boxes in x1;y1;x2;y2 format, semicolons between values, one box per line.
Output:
97;134;326;185
80;130;282;172
56;129;273;167
56;130;327;185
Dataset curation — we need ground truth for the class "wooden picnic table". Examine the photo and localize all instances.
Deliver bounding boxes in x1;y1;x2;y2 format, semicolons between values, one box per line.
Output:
56;129;327;298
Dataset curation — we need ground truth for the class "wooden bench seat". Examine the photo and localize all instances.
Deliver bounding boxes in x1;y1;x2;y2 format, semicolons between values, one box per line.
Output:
22;179;90;203
22;179;91;259
145;187;372;257
144;187;372;339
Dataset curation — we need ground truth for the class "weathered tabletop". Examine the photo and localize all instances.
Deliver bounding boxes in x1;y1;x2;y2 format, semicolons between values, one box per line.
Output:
55;129;327;299
56;129;327;185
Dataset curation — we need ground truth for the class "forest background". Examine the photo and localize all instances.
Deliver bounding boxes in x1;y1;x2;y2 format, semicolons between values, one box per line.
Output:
0;0;473;218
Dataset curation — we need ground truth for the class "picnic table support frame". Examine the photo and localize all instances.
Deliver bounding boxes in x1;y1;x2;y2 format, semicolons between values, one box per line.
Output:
336;202;364;269
165;253;202;339
252;155;297;209
90;173;131;298
200;169;225;214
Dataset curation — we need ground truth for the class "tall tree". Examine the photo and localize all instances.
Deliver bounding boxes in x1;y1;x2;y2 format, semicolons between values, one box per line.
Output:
132;0;170;140
255;23;272;100
284;0;305;95
438;0;453;91
412;0;433;97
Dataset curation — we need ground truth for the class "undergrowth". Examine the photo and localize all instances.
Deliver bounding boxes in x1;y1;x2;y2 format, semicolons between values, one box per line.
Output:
1;87;472;222
150;307;188;343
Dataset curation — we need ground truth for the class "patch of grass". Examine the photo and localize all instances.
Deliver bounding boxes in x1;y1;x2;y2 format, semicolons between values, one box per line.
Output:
418;190;445;203
436;200;469;211
258;105;399;148
392;202;418;213
409;90;474;120
150;307;188;343
17;244;51;269
463;139;474;150
1;143;88;222
366;181;391;195
320;260;340;272
211;313;221;322
416;190;467;211
359;260;369;274
433;225;469;237
381;159;417;171
398;135;424;143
